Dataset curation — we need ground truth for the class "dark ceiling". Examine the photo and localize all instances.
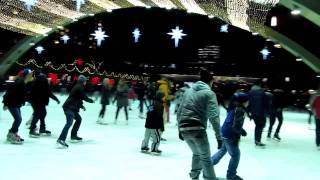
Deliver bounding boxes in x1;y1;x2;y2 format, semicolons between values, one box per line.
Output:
0;5;318;89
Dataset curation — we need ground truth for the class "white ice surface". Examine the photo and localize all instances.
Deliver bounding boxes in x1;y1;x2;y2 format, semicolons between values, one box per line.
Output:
0;94;319;180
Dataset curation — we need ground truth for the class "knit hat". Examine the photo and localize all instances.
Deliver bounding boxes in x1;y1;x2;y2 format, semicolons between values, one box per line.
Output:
235;92;249;103
22;68;32;77
78;75;87;83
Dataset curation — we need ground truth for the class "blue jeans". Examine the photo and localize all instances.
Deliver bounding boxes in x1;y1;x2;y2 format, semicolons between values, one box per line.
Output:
58;109;82;141
8;107;22;133
211;138;240;179
181;130;216;180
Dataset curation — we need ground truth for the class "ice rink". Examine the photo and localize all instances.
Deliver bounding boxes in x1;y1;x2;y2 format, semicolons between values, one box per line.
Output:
0;94;319;180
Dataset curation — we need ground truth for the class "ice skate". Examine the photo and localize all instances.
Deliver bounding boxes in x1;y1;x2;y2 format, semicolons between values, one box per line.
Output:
71;136;83;142
29;130;40;138
141;147;150;153
255;142;266;148
138;113;144;119
39;130;52;136
7;132;24;144
273;134;281;141
97;118;108;125
227;175;243;180
57;140;69;148
151;149;162;155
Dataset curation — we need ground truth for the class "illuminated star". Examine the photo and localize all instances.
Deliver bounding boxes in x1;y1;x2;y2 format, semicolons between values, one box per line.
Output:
260;48;271;60
73;0;86;12
220;24;229;33
35;46;44;54
91;27;108;47
167;26;187;48
20;0;38;11
60;35;70;44
132;28;141;43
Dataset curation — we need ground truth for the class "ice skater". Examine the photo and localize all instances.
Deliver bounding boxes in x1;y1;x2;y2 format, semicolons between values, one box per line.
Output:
97;78;112;125
177;68;221;180
57;75;94;148
114;79;129;125
211;92;249;180
141;91;164;155
2;68;34;144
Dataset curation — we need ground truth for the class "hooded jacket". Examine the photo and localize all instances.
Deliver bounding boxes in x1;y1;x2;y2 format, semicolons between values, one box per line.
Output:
2;77;28;108
177;81;221;140
63;81;93;112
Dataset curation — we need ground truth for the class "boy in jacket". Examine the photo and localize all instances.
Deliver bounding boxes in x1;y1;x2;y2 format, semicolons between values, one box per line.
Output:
211;92;249;180
57;75;94;148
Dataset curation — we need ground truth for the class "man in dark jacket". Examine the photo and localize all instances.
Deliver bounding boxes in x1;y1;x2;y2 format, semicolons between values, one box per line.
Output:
97;78;112;125
2;68;34;144
29;73;60;137
267;89;285;141
134;81;147;118
141;91;164;154
177;69;221;180
57;75;94;148
248;82;268;147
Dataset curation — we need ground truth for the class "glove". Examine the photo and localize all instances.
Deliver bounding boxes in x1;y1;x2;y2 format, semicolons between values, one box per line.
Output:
3;106;8;111
217;139;223;149
178;132;184;141
88;99;94;103
81;106;86;111
56;100;60;104
241;129;247;137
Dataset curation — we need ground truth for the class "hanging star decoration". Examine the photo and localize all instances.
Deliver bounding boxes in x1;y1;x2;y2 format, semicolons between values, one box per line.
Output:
167;26;187;48
35;46;44;54
220;24;229;33
132;28;141;43
91;27;108;47
60;35;70;44
260;48;271;60
73;0;86;12
20;0;38;11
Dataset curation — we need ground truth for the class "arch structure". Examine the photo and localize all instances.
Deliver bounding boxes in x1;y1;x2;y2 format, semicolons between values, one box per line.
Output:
0;0;319;76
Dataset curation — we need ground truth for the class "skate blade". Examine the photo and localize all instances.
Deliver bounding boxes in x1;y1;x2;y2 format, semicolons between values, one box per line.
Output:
7;140;23;145
70;139;83;143
56;144;68;149
97;122;108;125
140;150;150;154
40;133;51;136
29;135;40;138
150;152;162;156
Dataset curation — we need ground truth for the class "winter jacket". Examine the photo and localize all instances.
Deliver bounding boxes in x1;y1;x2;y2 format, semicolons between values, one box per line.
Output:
115;84;129;107
272;89;286;109
2;77;28;108
29;75;59;106
134;82;147;100
177;81;221;140
100;84;111;105
145;91;164;130
157;79;174;102
221;106;246;140
63;82;93;112
248;85;268;118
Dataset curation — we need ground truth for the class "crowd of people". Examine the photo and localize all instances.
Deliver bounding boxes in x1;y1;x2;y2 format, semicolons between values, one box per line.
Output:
1;68;320;180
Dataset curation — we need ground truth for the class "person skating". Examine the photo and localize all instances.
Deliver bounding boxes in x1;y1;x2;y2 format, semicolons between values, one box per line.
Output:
97;78;112;125
134;81;147;119
114;79;129;125
141;91;164;155
211;92;249;180
177;68;221;180
2;68;34;144
310;87;320;150
57;75;94;148
29;73;60;137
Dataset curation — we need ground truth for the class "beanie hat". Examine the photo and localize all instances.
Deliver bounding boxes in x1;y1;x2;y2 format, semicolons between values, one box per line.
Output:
22;68;32;77
199;68;213;83
78;75;87;83
235;92;249;103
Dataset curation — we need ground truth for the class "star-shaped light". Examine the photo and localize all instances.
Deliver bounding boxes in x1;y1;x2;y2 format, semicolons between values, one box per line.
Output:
20;0;38;11
60;35;70;44
73;0;86;12
35;46;44;54
91;27;108;47
260;48;271;60
220;24;229;33
167;26;187;48
132;28;141;43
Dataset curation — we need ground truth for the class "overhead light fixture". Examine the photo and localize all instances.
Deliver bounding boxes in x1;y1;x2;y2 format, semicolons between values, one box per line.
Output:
252;32;259;36
296;58;302;62
291;9;301;15
285;77;290;82
208;15;214;19
145;5;151;9
106;9;113;12
317;75;320;78
271;16;277;27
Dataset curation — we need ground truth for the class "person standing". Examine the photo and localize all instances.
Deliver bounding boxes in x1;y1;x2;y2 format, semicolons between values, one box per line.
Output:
267;89;286;141
141;91;164;155
29;73;60;137
114;79;129;125
134;81;147;118
248;82;268;147
97;78;112;125
177;69;221;180
57;75;94;148
310;87;320;150
2;68;34;144
211;93;249;180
